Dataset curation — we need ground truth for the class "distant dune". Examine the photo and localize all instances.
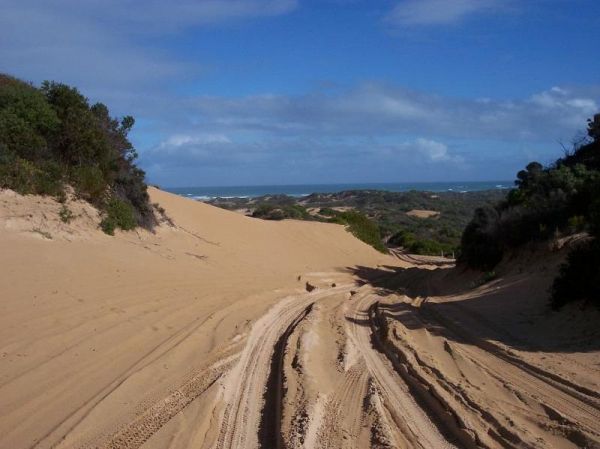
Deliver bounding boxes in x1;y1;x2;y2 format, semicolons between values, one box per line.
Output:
405;209;440;218
1;188;599;449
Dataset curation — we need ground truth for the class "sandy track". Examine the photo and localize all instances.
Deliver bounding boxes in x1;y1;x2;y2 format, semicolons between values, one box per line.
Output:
345;291;458;449
371;298;600;449
182;282;600;449
413;303;600;446
214;286;353;449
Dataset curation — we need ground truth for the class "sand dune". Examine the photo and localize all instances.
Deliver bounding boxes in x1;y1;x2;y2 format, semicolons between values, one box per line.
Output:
1;188;599;449
405;209;440;219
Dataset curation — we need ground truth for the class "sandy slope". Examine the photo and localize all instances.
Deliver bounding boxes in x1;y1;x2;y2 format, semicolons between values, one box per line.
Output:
1;188;599;449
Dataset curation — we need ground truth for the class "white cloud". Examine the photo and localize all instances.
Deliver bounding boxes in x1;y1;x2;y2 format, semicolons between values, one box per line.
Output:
144;133;469;186
414;138;451;161
0;0;297;110
386;0;504;26
161;134;232;148
138;82;596;184
172;83;598;142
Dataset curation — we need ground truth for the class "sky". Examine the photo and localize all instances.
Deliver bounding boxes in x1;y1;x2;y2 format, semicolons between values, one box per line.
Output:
1;0;599;187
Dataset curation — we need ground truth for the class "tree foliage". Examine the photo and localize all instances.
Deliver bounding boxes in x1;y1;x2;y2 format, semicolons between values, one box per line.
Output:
0;73;154;233
460;113;600;308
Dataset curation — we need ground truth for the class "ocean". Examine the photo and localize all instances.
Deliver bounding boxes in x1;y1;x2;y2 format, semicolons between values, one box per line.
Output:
165;181;513;201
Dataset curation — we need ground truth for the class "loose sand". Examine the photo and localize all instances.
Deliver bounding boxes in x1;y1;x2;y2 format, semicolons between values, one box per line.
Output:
405;209;440;219
1;188;599;449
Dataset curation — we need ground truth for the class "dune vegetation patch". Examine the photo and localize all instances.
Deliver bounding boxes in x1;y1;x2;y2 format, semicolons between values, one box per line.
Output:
460;114;600;308
0;73;155;234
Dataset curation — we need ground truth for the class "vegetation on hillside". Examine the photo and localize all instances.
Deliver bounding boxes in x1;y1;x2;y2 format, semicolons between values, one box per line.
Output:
322;209;388;253
0;73;154;233
460;114;600;308
252;202;312;221
210;189;505;256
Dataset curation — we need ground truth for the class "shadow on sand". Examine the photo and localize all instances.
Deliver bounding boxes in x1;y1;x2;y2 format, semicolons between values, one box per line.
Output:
346;264;600;354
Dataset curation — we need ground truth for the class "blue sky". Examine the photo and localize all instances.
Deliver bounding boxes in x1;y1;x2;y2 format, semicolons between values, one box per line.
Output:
2;0;599;186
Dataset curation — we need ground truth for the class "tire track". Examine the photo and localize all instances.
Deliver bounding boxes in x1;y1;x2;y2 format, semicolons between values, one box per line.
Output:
317;362;370;448
215;286;353;449
374;299;600;448
417;304;600;438
103;353;237;449
258;303;314;449
344;290;459;449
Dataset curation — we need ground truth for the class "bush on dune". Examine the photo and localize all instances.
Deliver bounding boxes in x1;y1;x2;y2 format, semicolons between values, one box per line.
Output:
551;239;600;309
459;113;600;308
100;198;137;235
252;203;312;221
332;210;388;253
0;73;155;234
389;228;454;257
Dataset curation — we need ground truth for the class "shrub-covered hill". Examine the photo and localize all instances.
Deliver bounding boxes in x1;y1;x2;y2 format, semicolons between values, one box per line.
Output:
0;73;154;234
460;114;600;309
209;189;507;256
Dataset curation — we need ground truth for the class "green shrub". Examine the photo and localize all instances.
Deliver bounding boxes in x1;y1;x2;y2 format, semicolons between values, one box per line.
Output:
100;197;137;235
567;215;586;233
33;160;64;196
252;203;311;221
0;73;155;231
0;75;58;160
71;165;106;201
319;207;337;216
551;240;600;309
460;206;503;270
100;217;116;235
0;154;63;196
337;211;387;253
482;270;497;283
388;229;415;247
59;205;74;223
457;114;600;308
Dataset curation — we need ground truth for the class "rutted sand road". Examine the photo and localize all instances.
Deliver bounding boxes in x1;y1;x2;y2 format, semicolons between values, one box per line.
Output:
201;279;600;449
214;286;353;449
97;277;600;449
345;291;457;449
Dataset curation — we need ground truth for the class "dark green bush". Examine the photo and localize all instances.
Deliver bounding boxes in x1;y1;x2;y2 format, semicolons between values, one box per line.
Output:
0;75;59;160
336;211;387;253
0;152;63;196
71;165;106;201
100;217;116;235
252;203;311;221
0;73;155;232
318;207;337;216
551;240;600;309
59;204;74;223
459;113;600;307
459;206;503;270
100;197;137;235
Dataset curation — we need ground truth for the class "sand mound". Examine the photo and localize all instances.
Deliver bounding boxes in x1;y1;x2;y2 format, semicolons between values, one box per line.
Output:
0;187;393;449
1;188;599;449
406;209;440;218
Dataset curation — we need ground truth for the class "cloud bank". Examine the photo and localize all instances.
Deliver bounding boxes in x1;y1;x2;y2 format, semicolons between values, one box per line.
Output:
142;83;598;185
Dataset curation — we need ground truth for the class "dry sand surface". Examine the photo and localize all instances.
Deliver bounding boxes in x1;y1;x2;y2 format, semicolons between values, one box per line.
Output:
405;209;440;219
1;188;599;449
